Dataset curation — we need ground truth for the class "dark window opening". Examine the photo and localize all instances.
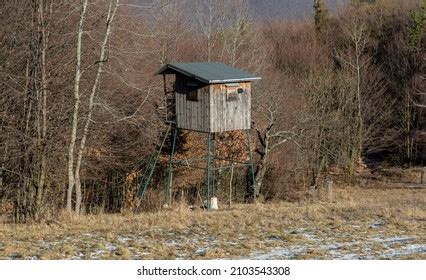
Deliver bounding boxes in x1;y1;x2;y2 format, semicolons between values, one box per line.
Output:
187;87;198;101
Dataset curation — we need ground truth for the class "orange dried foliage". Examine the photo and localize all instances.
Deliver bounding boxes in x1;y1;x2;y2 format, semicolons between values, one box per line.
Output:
120;131;255;208
161;131;253;189
161;131;206;189
0;201;14;215
216;131;250;164
122;170;140;210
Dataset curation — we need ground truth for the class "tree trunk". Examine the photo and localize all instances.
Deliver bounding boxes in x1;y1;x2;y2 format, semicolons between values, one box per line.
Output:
67;0;88;212
355;48;363;164
74;0;119;214
252;133;270;201
35;0;49;218
254;154;268;199
16;9;39;222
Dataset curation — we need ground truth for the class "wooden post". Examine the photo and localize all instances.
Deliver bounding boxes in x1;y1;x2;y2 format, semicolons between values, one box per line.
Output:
211;197;218;210
229;162;234;208
326;180;334;202
308;185;316;203
165;127;178;207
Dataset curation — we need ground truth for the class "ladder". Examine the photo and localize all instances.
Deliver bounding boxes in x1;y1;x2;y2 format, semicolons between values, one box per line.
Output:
162;74;176;123
137;74;176;199
165;90;175;123
136;122;173;198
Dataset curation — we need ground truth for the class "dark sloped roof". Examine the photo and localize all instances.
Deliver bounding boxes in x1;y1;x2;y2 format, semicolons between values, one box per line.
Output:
157;62;261;84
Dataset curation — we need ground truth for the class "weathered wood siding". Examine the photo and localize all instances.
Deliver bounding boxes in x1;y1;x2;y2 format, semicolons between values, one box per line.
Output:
175;75;210;132
175;76;251;133
209;82;251;132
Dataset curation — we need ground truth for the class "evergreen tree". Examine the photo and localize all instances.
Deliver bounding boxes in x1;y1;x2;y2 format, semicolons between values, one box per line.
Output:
409;1;426;49
313;0;330;39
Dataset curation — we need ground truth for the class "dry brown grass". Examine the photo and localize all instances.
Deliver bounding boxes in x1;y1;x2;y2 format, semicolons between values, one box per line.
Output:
0;185;424;260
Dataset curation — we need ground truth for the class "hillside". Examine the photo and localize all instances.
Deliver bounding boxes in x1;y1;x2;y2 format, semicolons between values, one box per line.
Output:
249;0;346;19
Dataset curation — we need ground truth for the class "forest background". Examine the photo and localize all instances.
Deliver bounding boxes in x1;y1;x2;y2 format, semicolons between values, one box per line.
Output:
1;0;425;222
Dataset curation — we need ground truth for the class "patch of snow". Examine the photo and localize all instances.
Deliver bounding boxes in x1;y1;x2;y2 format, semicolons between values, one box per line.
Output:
245;231;424;260
238;234;246;240
370;236;414;244
336;253;362;260
70;251;85;260
196;247;208;256
90;249;107;259
165;239;180;246
369;220;385;229
246;246;307;260
104;241;117;252
117;235;133;243
301;232;320;241
380;244;426;259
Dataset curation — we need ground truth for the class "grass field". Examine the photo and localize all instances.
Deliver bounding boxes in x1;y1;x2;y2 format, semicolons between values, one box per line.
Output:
0;183;425;260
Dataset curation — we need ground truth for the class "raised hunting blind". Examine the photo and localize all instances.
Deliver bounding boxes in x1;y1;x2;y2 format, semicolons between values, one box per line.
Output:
158;62;261;132
137;62;261;210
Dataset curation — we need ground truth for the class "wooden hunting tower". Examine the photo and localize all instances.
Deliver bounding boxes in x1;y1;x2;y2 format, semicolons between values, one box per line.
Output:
137;62;260;210
157;62;261;132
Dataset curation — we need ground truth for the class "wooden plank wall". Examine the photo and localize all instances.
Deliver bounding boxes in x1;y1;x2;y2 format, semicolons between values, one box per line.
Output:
175;75;210;132
175;75;251;133
209;82;251;132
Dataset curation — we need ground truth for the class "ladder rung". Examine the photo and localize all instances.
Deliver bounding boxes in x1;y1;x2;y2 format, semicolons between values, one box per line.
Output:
137;122;173;198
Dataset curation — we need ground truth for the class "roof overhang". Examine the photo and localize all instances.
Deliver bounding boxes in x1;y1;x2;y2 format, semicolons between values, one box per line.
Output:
157;63;261;84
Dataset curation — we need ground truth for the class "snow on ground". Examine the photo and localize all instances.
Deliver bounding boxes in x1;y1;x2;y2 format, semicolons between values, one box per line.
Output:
244;222;425;260
247;234;426;260
5;225;424;260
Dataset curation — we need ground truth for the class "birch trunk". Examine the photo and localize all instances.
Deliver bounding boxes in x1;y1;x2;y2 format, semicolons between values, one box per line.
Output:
74;0;119;214
355;40;363;164
67;0;88;212
36;0;49;216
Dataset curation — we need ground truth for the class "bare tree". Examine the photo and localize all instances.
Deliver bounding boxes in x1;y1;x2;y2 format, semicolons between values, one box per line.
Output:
148;0;187;64
67;0;120;214
251;74;301;200
67;0;88;213
194;0;225;61
335;16;369;170
220;0;252;66
35;0;52;218
412;76;426;109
